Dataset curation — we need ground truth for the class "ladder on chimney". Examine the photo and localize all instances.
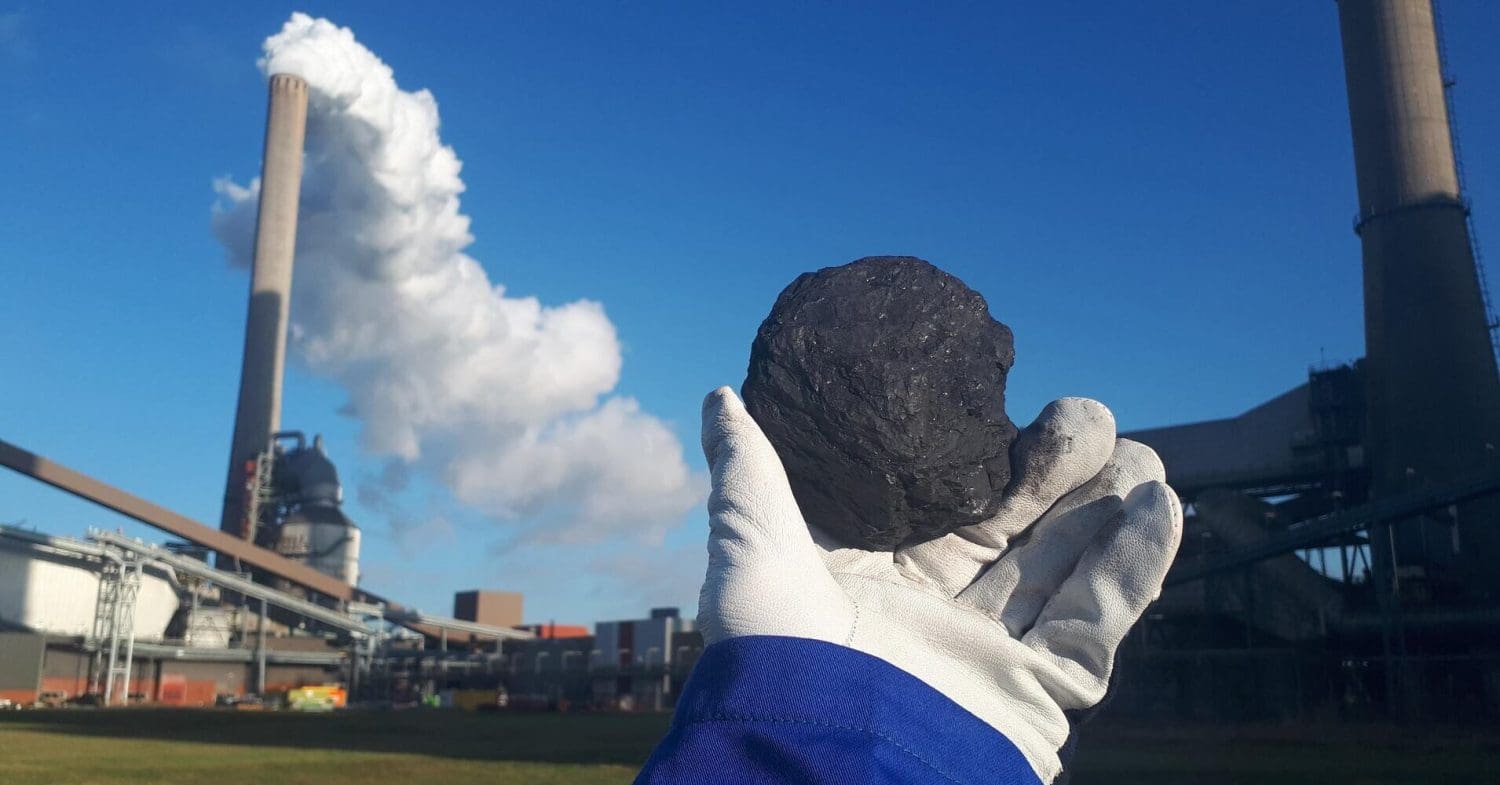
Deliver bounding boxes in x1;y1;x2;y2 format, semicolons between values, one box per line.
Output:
240;446;277;550
1433;0;1500;366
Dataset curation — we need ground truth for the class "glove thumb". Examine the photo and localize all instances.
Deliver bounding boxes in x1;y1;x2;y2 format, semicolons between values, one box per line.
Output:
699;387;851;643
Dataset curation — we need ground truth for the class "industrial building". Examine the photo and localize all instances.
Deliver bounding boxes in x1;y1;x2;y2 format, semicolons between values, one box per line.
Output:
1113;0;1500;722
0;515;697;712
349;606;699;712
0;523;363;706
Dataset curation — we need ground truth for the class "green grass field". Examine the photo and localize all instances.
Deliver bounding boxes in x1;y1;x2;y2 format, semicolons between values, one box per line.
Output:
1;709;1497;784
0;709;667;785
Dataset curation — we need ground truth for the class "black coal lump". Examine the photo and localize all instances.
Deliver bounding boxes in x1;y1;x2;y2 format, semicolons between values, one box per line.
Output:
742;256;1017;550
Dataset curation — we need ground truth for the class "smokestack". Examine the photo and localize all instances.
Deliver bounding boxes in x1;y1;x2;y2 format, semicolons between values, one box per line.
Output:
218;74;309;553
1337;0;1500;597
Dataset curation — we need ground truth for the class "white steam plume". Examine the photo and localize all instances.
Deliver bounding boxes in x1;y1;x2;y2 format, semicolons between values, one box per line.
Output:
213;13;704;543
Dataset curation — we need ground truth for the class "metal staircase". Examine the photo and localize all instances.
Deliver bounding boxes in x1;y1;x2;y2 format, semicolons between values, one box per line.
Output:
241;446;277;549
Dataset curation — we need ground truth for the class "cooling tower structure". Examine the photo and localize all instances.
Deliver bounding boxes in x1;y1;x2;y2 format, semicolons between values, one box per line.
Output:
1337;0;1500;599
218;74;309;561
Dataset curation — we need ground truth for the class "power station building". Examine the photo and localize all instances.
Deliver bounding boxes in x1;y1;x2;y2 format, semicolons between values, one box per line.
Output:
0;525;347;706
1116;0;1500;722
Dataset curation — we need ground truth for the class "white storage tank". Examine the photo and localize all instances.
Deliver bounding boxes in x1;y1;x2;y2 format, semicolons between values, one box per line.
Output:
276;511;360;586
0;535;179;641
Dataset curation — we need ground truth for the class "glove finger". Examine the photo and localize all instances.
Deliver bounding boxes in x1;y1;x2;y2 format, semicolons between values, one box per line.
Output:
699;387;851;643
895;398;1115;597
963;397;1116;549
1022;480;1183;709
957;439;1165;633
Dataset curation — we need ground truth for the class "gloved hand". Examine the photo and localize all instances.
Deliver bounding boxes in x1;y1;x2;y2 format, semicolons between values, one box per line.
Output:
698;387;1182;783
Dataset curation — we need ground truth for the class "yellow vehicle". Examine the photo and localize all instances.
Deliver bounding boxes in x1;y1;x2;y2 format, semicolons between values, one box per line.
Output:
451;688;504;712
284;685;346;712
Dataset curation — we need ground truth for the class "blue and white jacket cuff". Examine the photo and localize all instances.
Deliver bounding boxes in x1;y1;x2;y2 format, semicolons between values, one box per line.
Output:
636;635;1043;785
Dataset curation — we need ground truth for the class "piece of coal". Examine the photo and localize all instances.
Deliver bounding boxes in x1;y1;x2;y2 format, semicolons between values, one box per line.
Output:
742;256;1017;550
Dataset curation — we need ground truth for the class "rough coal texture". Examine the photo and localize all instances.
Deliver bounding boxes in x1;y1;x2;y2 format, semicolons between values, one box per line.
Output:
742;256;1017;550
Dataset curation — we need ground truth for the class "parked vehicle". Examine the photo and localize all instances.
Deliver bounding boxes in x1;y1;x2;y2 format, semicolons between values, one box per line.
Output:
215;693;266;708
285;685;346;712
33;691;67;708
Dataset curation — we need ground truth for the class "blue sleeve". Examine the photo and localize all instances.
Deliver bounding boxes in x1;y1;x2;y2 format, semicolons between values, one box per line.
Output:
635;635;1042;785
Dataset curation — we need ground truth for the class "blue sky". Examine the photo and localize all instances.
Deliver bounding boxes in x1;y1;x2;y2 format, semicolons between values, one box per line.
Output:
3;2;1498;624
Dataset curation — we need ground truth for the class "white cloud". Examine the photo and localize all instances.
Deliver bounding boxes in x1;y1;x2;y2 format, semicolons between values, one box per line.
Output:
213;13;705;544
588;541;708;618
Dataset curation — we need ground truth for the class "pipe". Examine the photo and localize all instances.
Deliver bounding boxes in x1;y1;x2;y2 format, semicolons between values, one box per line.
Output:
89;528;374;635
257;598;268;695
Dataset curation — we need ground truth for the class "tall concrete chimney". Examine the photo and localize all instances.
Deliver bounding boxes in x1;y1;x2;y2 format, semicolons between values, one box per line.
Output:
219;74;309;553
1337;0;1500;598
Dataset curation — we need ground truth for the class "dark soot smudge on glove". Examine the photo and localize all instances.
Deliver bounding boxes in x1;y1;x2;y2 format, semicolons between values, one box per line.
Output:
742;256;1018;550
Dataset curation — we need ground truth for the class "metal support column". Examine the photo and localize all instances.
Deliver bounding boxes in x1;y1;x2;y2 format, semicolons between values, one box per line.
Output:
186;582;201;647
101;558;142;706
88;559;119;696
257;598;268;695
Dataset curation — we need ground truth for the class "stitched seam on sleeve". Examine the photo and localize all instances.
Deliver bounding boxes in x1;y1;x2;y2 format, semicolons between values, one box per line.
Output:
681;712;969;785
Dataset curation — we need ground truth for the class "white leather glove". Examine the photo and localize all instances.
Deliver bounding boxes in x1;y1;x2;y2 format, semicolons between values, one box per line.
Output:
697;387;1182;783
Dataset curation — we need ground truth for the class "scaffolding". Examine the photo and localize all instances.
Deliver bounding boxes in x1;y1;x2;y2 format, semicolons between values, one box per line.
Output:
89;554;144;705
